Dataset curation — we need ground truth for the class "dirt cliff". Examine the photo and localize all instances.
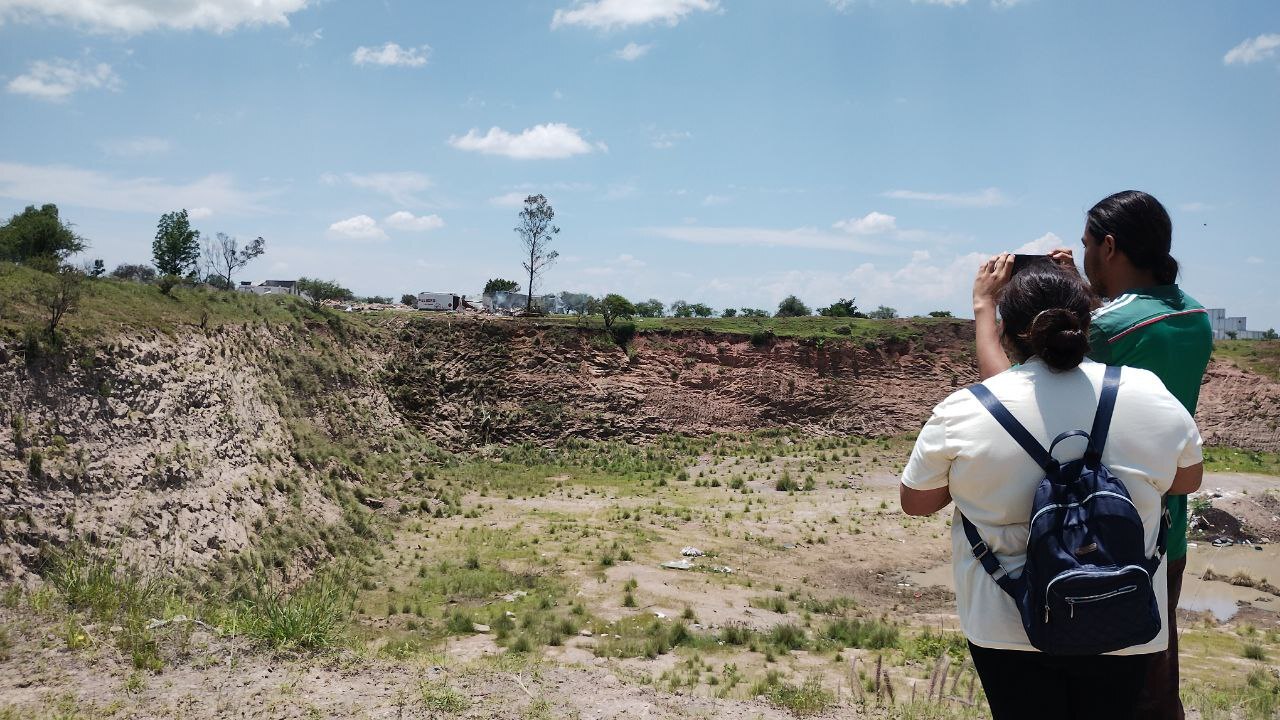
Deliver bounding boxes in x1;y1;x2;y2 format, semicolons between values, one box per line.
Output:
1;310;1275;581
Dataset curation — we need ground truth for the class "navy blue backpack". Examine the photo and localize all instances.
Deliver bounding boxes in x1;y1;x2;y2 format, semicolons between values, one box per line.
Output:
961;365;1168;655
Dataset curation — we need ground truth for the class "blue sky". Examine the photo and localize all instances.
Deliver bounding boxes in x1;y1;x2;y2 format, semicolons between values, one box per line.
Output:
1;0;1277;327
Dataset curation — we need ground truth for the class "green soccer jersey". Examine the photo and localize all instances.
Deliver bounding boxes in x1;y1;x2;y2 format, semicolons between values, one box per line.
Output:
1088;285;1213;561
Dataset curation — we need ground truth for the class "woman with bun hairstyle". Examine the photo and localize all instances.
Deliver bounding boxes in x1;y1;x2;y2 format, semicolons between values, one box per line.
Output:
901;264;1204;719
974;191;1212;719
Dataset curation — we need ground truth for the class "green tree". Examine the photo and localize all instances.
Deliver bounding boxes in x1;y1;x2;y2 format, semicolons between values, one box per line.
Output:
0;204;87;264
203;232;264;289
722;308;738;318
515;195;559;313
558;291;592;317
928;310;953;318
740;308;768;318
152;210;201;277
634;299;664;318
34;265;85;337
297;277;354;308
670;300;693;318
1263;329;1278;340
110;263;156;283
483;278;521;294
600;294;636;330
401;293;417;306
690;302;714;318
818;298;858;317
775;295;810;317
868;305;898;319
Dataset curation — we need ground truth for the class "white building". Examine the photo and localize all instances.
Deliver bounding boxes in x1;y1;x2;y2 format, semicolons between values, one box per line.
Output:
237;280;304;297
1206;308;1265;340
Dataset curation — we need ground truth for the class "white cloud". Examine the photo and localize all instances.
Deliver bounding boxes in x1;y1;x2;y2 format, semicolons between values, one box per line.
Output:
327;215;387;241
826;0;855;11
583;253;647;277
384;210;444;231
615;42;651;61
913;0;968;5
448;123;604;160
551;0;718;30
881;187;1009;208
489;191;530;207
648;225;894;254
321;171;431;205
1178;201;1215;213
1247;256;1264;265
0;0;311;33
101;136;171;157
701;194;731;206
1013;232;1063;255
651;130;691;149
6;58;120;101
832;211;897;235
0;161;268;215
188;207;214;219
352;42;430;68
1224;34;1280;66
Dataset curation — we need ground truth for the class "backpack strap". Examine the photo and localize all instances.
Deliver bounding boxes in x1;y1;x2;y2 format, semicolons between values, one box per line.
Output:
959;512;1021;598
1085;365;1122;466
967;384;1054;471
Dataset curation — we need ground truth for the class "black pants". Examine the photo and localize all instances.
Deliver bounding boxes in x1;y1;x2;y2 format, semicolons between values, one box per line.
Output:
968;642;1153;720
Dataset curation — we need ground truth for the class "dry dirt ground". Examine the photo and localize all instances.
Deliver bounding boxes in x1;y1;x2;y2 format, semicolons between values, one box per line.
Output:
2;436;1276;719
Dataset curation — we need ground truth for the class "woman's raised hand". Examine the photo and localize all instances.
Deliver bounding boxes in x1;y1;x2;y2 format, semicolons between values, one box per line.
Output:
973;253;1014;311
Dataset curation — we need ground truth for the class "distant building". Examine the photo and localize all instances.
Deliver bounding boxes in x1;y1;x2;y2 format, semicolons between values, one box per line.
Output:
237;280;304;297
1206;308;1265;340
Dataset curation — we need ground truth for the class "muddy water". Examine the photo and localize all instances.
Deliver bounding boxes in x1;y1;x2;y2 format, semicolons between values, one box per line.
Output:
904;543;1280;623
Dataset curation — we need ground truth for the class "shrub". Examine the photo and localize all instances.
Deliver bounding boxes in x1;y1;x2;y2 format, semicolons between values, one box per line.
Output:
234;570;354;649
157;274;180;296
768;622;808;650
751;672;834;716
832;324;851;335
825;618;899;650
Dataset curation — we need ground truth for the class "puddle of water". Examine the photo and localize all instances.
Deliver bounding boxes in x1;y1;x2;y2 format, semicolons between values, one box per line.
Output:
1185;543;1280;586
907;543;1280;625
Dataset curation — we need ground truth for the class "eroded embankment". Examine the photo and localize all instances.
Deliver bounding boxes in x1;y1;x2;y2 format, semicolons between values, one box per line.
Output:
0;318;445;582
1;312;1275;581
381;317;981;448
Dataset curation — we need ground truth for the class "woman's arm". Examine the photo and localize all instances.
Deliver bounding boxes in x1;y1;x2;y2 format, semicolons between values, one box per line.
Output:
1168;462;1203;496
974;254;1013;380
900;483;953;516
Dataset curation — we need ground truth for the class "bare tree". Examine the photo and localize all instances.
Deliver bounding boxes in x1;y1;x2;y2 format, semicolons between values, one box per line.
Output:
35;265;84;337
203;232;265;290
515;194;559;313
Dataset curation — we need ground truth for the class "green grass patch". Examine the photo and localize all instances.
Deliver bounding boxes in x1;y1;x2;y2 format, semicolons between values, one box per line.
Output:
1214;339;1280;381
751;672;836;716
1203;447;1280;476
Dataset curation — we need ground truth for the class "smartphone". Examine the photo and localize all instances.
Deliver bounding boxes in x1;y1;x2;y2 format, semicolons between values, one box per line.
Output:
1012;254;1054;275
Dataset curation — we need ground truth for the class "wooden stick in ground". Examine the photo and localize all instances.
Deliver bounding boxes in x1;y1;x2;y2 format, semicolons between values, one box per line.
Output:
850;657;865;702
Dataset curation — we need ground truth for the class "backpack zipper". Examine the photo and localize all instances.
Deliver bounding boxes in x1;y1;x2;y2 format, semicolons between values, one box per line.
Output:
1029;490;1139;528
1066;585;1138;618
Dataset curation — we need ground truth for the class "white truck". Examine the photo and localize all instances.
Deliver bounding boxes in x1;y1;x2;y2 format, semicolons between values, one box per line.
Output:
416;292;462;311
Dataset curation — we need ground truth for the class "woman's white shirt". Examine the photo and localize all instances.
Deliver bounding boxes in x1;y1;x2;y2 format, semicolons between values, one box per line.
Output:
900;358;1202;654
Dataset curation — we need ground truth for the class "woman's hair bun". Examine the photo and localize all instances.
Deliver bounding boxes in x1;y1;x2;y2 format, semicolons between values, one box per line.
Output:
1026;307;1089;371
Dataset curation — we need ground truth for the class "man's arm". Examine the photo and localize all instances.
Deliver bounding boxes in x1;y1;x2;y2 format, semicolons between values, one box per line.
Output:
974;254;1013;380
